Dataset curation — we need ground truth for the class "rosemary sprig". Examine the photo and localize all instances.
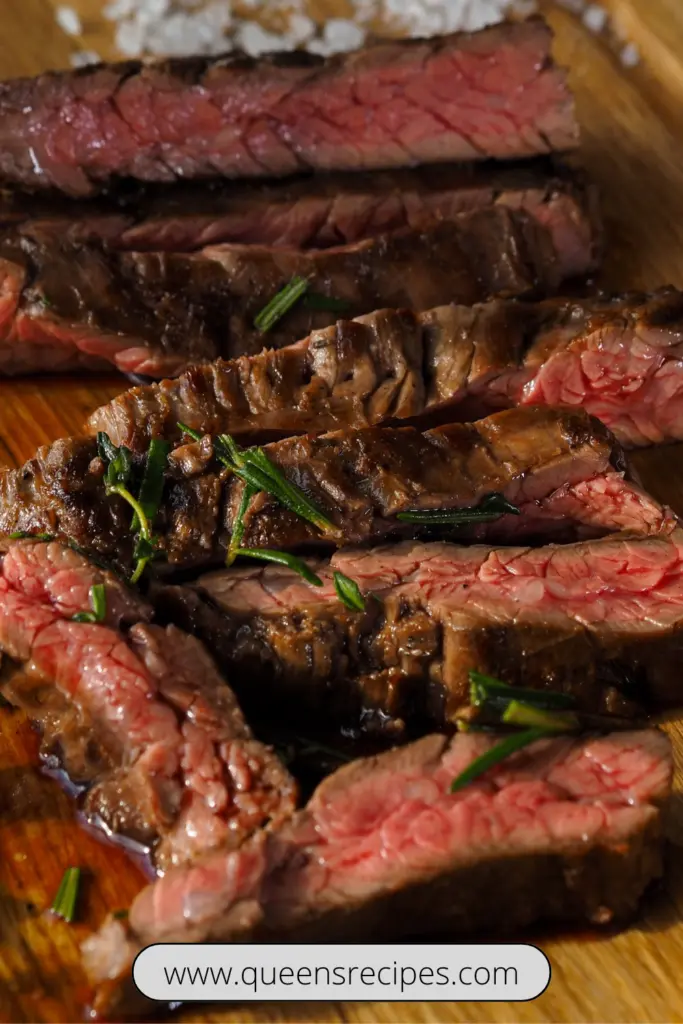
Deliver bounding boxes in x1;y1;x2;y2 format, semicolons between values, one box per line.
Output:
334;571;366;611
72;583;107;624
502;700;579;732
237;548;323;587
254;276;309;334
51;867;80;923
469;671;577;712
397;493;521;525
8;531;55;541
450;728;552;793
97;432;159;585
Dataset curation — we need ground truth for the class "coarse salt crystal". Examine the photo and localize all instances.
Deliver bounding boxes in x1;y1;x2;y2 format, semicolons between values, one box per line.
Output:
582;3;608;34
323;18;366;52
620;42;640;67
69;49;102;68
56;5;82;37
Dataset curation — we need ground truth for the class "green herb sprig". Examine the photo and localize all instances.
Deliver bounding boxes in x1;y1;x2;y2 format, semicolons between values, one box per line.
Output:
450;728;551;793
254;276;309;334
236;548;323;586
72;583;107;624
51;867;80;923
334;571;366;611
8;531;55;541
397;492;521;525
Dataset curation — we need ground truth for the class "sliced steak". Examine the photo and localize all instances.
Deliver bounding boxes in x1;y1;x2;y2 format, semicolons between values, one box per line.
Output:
83;728;671;1019
0;539;296;870
154;531;683;733
0;208;562;378
0;20;577;196
0;409;672;576
0;160;599;272
90;289;683;450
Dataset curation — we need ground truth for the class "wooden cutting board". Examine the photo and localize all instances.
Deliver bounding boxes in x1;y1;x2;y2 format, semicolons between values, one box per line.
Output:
2;2;683;1021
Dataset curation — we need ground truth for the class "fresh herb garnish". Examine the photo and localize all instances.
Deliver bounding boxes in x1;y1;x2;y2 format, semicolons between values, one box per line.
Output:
51;867;80;923
254;276;309;334
303;293;351;313
237;548;323;587
396;493;521;525
97;432;161;585
333;571;366;612
226;483;257;567
72;583;107;624
132;439;171;531
450;728;552;793
8;531;55;541
177;422;203;443
469;670;576;712
501;700;579;732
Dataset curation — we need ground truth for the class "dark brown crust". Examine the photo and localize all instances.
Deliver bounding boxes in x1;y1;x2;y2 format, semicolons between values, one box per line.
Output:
0;407;649;574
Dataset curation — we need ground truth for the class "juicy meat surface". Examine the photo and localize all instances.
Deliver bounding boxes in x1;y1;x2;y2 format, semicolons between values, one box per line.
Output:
89;289;683;451
0;208;562;378
0;408;672;575
0;160;599;269
0;540;296;869
0;20;578;195
83;728;671;1018
156;531;683;731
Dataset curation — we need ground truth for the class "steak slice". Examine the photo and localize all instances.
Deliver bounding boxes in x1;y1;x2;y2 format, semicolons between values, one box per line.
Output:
155;531;683;733
0;539;296;870
89;289;683;450
0;208;561;378
83;728;671;1019
0;409;672;576
0;159;599;272
0;20;577;196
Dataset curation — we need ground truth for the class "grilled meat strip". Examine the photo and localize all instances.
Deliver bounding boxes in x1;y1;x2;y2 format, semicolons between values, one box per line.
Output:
0;208;563;378
84;728;671;1020
0;409;672;575
154;531;683;733
0;20;577;196
0;539;296;870
90;289;683;451
0;159;599;270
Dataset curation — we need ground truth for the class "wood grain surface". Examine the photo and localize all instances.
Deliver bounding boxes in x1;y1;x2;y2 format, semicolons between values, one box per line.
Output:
2;2;683;1022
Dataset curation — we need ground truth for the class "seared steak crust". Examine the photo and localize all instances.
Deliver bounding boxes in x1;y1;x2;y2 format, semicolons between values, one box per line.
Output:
90;288;683;451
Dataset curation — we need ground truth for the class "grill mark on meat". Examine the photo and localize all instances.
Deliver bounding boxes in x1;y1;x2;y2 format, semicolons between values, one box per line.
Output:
0;207;569;378
0;21;577;196
0;408;673;576
153;531;683;733
0;539;296;869
89;288;683;451
83;728;671;1019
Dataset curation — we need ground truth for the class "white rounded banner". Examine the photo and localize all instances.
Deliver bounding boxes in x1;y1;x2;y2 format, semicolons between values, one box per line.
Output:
133;943;551;1002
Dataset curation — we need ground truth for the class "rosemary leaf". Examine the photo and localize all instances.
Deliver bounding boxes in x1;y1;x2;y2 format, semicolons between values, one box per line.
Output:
132;439;171;531
501;700;579;732
227;483;257;566
450;728;551;793
177;422;203;443
333;571;366;612
469;670;577;711
72;583;107;624
51;867;80;923
397;492;521;525
254;276;309;334
237;548;323;587
8;531;55;541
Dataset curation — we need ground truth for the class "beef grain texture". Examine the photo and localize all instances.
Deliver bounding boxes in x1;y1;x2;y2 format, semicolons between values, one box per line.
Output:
156;531;683;732
83;728;671;1020
0;408;672;576
90;288;683;451
0;539;296;870
0;207;562;378
0;159;599;270
0;20;578;195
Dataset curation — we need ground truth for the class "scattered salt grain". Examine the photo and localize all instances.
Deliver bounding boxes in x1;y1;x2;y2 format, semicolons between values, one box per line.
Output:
582;3;608;34
69;50;102;68
55;5;82;37
235;22;295;57
620;42;640;68
322;19;366;52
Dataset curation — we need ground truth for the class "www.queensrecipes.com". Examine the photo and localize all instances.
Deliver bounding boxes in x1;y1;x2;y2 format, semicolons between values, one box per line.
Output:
162;962;520;994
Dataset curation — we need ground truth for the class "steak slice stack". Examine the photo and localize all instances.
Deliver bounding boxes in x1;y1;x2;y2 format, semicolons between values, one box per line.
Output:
0;20;578;196
0;539;296;871
0;159;599;268
83;727;672;1019
156;531;683;732
0;207;563;377
90;288;683;451
0;408;672;574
